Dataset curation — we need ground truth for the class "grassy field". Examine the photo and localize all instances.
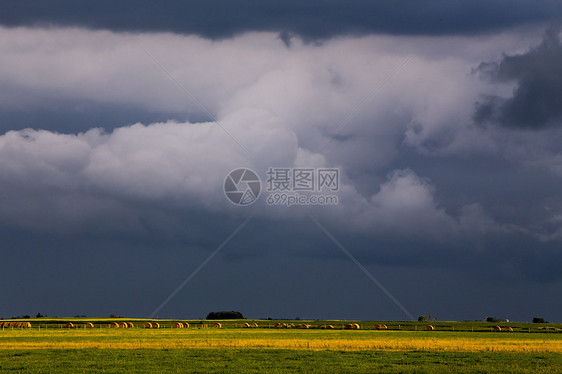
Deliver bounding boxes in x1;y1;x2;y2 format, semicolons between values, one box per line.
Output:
0;319;560;373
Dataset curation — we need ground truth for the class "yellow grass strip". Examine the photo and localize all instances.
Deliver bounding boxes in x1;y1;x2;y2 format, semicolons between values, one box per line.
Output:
0;338;559;353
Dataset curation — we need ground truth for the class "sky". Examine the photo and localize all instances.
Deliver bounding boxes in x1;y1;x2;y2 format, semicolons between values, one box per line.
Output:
0;0;561;322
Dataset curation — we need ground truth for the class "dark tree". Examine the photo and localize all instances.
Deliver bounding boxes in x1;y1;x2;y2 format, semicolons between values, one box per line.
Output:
206;311;244;320
533;317;547;323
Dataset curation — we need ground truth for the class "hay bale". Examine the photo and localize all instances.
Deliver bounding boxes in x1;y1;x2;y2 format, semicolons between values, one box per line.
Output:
128;322;134;328
119;322;128;328
213;323;222;328
144;322;153;329
344;324;353;329
286;323;293;328
299;324;311;329
250;323;259;328
109;322;119;328
85;322;94;328
242;322;250;328
152;322;160;329
275;322;283;328
174;322;184;328
426;325;434;331
23;322;31;328
353;323;360;329
492;326;501;332
65;322;74;328
183;323;189;328
502;327;513;332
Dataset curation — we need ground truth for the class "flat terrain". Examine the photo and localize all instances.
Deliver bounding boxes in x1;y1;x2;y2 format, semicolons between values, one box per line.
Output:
0;319;560;373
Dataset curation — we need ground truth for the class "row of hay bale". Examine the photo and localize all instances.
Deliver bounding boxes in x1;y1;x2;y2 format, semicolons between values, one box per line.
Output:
108;322;135;328
173;322;190;328
274;322;295;328
345;323;360;330
0;322;32;328
241;322;259;328
374;324;388;330
492;326;513;332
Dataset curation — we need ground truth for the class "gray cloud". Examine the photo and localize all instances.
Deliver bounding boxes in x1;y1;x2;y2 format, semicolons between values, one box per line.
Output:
475;23;562;129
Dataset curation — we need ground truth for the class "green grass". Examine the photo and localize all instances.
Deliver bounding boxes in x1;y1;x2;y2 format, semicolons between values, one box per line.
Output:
0;319;560;373
0;349;560;373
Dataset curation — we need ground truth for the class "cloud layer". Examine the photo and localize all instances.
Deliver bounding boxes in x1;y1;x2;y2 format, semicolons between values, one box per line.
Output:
0;23;561;320
2;0;562;39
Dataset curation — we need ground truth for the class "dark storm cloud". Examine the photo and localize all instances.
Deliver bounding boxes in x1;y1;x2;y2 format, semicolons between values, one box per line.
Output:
2;0;562;39
0;100;199;134
475;23;562;129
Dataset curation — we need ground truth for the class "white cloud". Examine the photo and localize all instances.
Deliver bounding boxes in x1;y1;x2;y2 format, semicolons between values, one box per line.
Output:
0;25;556;240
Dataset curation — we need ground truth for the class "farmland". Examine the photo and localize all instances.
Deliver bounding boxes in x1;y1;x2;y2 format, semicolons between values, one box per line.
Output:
0;319;560;373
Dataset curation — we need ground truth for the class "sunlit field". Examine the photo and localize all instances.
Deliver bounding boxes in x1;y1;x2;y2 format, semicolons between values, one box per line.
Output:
1;319;560;373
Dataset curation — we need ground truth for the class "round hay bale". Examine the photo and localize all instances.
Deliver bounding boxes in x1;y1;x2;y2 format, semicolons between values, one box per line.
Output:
326;324;334;329
183;323;189;328
502;327;513;332
109;322;119;328
299;324;311;329
275;322;283;328
0;322;4;328
152;322;160;329
65;322;74;328
286;323;293;328
426;325;435;331
213;323;222;329
127;322;134;328
492;326;501;332
144;322;153;329
353;323;360;329
119;322;128;328
344;324;353;329
250;323;259;328
85;322;94;328
174;322;184;328
242;322;250;328
23;322;31;328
